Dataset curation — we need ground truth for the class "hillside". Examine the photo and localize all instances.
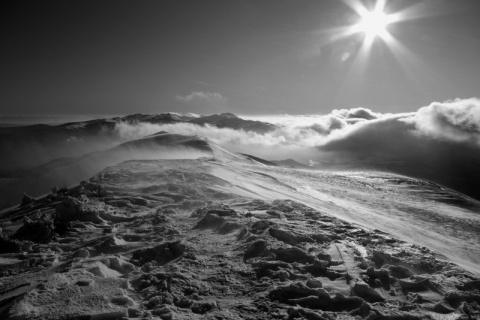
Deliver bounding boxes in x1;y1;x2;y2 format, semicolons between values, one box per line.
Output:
0;148;479;319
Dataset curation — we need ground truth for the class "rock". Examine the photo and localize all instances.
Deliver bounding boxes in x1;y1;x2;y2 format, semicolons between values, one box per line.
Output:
310;233;332;243
433;301;455;314
20;193;36;206
456;280;480;291
127;308;142;317
316;252;332;262
269;282;364;312
191;301;216;314
306;279;323;288
387;265;414;279
350;301;372;317
243;240;271;261
366;267;390;282
131;241;187;265
305;258;329;276
87;263;122;278
269;282;326;302
193;213;225;230
111;295;135;306
269;228;313;245
75;279;92;286
99;257;110;267
287;307;326;320
252;260;292;278
152;306;174;319
270;246;313;263
351;281;385;303
193;213;242;234
206;208;237;216
251;220;270;232
55;197;104;226
75;248;90;258
109;257;135;274
398;278;430;290
175;296;193;308
13;214;55;243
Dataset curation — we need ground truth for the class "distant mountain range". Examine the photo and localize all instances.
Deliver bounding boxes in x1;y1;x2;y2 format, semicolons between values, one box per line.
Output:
0;113;277;171
189;113;276;133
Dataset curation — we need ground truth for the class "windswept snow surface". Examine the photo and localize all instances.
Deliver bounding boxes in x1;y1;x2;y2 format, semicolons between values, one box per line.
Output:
157;152;480;275
239;165;480;275
2;154;480;319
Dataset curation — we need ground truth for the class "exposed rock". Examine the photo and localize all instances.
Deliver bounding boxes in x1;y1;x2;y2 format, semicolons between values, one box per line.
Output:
55;197;104;226
13;213;54;243
268;227;313;245
74;248;90;258
270;246;313;263
20;193;36;206
131;241;187;265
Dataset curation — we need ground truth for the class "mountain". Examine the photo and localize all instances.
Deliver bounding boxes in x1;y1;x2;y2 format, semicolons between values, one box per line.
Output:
0;120;119;172
0;144;479;319
0;132;271;209
0;112;276;172
189;113;277;133
118;113;190;124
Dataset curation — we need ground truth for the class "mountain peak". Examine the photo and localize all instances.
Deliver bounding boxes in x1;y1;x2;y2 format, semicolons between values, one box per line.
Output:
216;113;239;118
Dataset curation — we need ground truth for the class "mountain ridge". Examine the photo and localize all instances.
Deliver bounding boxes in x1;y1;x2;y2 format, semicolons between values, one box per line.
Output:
0;149;479;319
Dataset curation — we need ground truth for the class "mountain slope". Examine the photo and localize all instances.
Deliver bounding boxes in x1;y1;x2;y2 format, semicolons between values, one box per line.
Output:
0;153;479;319
189;113;277;133
0;132;271;209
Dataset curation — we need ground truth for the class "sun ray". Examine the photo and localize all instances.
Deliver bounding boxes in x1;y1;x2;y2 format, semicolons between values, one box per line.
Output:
323;0;445;103
379;31;438;96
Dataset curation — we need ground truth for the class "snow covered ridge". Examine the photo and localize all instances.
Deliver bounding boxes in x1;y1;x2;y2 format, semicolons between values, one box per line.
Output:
1;154;479;319
3;99;480;204
0;132;264;209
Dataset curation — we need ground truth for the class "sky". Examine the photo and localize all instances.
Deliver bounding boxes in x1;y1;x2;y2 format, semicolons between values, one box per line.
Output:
1;0;480;116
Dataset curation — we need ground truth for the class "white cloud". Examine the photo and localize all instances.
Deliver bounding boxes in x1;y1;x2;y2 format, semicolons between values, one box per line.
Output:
332;107;383;120
111;98;480;199
175;92;227;113
317;98;480;199
113;121;327;163
405;97;480;144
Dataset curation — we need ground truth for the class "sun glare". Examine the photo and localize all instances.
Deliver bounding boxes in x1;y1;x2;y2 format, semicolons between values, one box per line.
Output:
343;0;398;46
325;0;430;98
356;9;391;39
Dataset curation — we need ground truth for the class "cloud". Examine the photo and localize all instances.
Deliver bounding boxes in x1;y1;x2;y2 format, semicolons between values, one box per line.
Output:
241;113;348;135
176;92;227;113
405;98;480;144
318;98;480;200
332;107;383;120
113;121;327;163
167;112;201;119
111;98;480;199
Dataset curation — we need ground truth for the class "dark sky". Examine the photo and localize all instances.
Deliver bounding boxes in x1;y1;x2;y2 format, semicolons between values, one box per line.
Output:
2;0;480;115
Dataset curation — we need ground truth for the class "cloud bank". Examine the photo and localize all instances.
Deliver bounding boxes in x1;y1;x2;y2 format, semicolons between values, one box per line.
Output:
113;99;480;165
114;98;480;199
406;98;480;143
318;98;480;200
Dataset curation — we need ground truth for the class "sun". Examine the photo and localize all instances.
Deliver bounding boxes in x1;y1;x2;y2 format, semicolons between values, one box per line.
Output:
356;9;392;39
343;0;398;46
